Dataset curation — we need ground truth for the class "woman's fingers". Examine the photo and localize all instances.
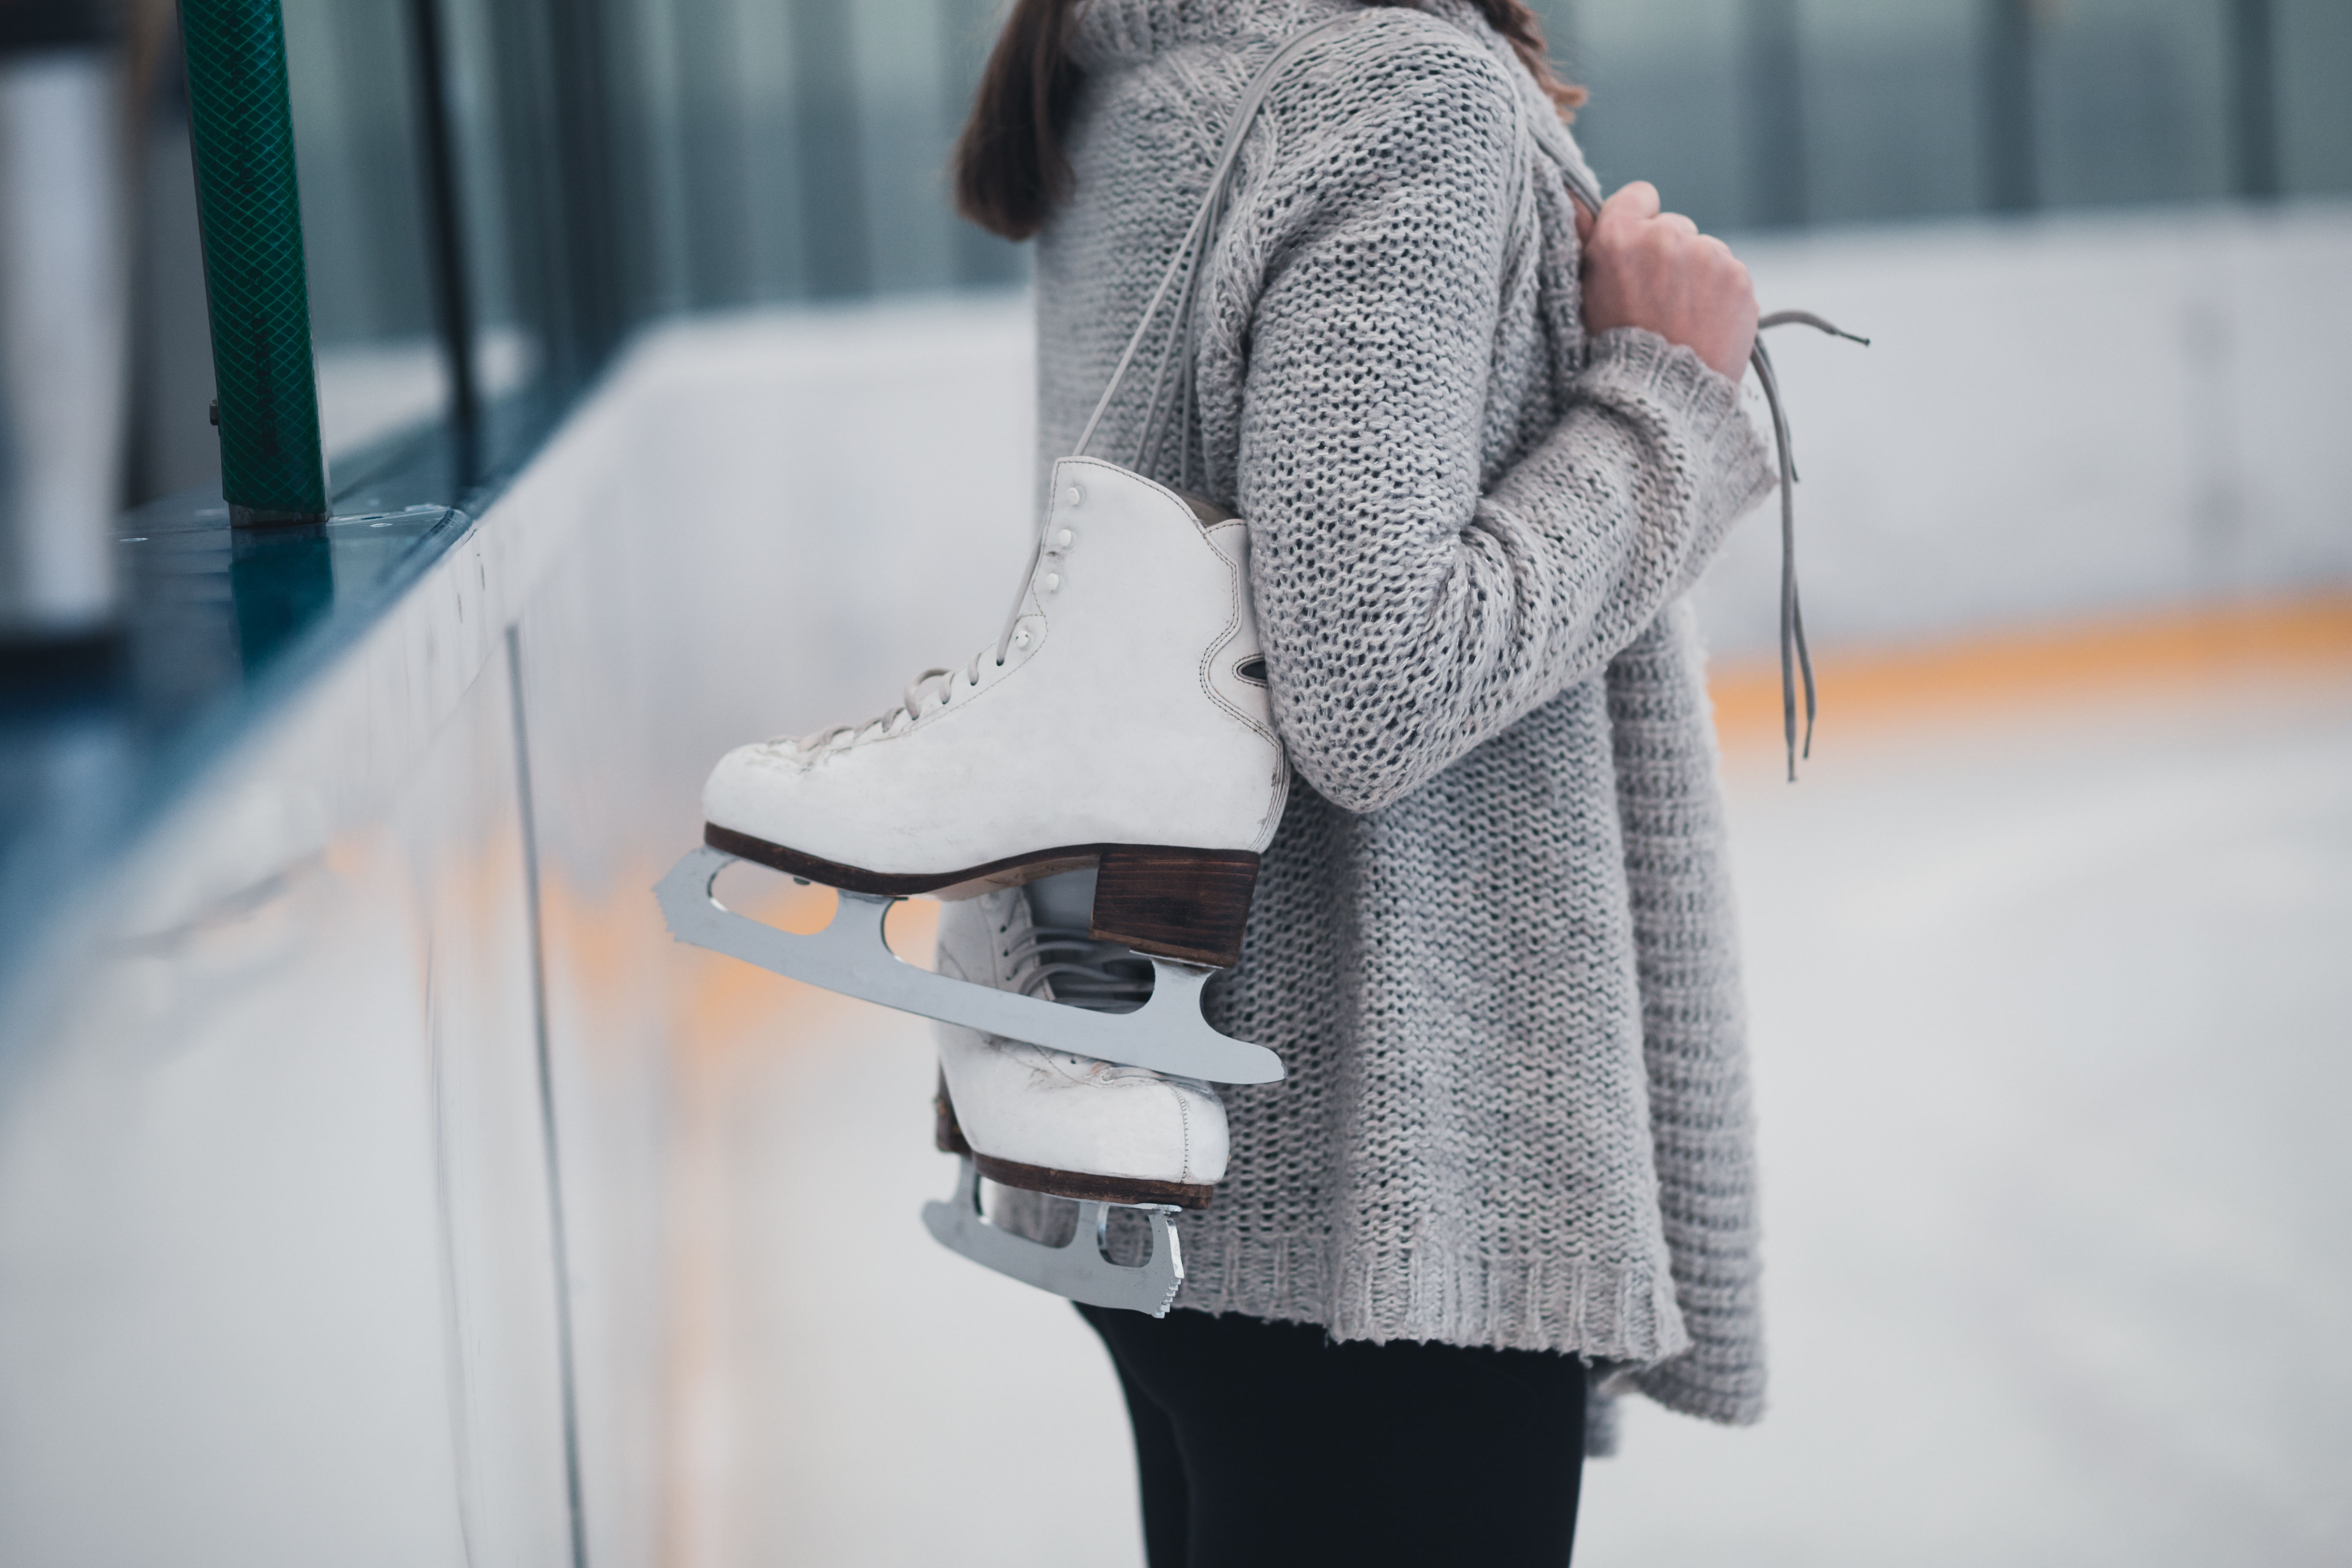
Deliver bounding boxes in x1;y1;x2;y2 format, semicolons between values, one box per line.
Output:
1604;180;1660;223
1577;183;1757;383
1588;184;1699;261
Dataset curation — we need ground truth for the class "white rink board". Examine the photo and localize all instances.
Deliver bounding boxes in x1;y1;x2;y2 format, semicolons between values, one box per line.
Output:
1700;201;2352;653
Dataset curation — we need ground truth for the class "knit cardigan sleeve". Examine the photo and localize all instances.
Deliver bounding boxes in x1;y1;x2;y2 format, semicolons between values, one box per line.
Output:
1233;37;1773;815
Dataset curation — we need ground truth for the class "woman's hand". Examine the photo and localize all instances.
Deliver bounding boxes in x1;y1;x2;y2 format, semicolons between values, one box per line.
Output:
1575;182;1757;384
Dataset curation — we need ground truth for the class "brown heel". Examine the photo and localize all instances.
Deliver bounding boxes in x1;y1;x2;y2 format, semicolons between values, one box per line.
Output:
935;1077;1214;1209
934;1071;971;1156
1089;845;1259;968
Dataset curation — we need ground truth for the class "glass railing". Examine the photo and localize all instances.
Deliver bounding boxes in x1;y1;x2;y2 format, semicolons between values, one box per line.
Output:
1546;0;2350;233
40;0;2352;545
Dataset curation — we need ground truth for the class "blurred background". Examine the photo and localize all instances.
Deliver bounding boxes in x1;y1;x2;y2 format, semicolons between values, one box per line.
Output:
0;0;2346;1565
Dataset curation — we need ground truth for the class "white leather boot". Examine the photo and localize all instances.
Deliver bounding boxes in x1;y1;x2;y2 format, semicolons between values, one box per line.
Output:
702;457;1287;969
931;877;1228;1208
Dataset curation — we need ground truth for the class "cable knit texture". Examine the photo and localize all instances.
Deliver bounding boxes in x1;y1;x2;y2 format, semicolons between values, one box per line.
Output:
1023;0;1776;1427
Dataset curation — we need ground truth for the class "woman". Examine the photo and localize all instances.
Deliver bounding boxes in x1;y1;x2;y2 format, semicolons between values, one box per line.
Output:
951;0;1773;1561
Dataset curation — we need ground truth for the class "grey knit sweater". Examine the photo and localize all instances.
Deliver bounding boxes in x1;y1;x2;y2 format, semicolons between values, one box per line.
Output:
1025;0;1776;1426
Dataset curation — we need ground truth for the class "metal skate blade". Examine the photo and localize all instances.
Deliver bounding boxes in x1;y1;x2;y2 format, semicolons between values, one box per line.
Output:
655;845;1283;1083
921;1158;1182;1316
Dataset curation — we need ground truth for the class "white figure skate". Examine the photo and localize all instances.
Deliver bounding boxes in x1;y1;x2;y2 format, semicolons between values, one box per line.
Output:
650;450;1278;1309
922;877;1227;1314
654;451;1288;1085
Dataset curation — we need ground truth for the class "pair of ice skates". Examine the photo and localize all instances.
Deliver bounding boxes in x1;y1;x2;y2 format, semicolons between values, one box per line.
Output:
657;14;1864;1317
656;455;1286;1316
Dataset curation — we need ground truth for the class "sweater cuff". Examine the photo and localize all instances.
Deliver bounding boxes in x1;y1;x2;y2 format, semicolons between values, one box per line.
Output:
1577;326;1776;543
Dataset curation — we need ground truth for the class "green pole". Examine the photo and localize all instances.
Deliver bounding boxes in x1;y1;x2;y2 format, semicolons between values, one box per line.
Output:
178;0;328;527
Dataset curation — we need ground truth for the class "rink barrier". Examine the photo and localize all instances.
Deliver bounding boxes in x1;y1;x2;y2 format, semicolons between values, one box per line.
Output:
1708;590;2352;753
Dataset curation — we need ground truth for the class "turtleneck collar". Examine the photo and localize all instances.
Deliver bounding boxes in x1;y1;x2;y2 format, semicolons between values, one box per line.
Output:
1063;0;1595;191
1065;2;1507;74
1067;0;1291;72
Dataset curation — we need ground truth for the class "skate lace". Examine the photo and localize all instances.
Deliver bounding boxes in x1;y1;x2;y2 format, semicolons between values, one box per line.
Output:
801;629;1031;754
1003;923;1154;1015
797;508;1078;753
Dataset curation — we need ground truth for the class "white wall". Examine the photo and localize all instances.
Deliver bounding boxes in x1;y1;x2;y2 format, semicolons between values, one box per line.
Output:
1701;200;2352;654
0;295;1038;1568
0;563;576;1567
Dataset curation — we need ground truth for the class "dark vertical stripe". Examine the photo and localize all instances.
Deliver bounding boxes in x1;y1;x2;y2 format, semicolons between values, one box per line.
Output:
790;0;870;298
2228;0;2280;200
1743;0;1807;228
673;0;756;307
407;0;480;481
480;0;558;395
544;0;625;381
505;623;591;1568
1980;0;2039;212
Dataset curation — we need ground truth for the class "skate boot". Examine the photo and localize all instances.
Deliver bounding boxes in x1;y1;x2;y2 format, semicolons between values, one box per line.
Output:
933;879;1230;1204
657;456;1288;1086
921;876;1226;1314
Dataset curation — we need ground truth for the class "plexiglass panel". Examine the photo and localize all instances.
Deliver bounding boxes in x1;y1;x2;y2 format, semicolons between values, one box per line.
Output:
2033;0;2233;209
1547;0;2351;231
1798;0;1982;224
2277;0;2352;196
1560;0;1749;230
282;0;447;462
0;637;571;1568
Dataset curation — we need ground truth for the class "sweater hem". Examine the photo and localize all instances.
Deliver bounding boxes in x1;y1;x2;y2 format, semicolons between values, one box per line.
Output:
1630;1357;1767;1427
1170;1231;1697;1365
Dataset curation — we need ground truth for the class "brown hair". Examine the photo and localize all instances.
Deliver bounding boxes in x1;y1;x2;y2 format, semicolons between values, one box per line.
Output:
952;0;1586;241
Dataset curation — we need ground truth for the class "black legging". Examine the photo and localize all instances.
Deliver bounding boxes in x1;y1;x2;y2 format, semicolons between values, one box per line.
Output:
1079;1304;1587;1568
